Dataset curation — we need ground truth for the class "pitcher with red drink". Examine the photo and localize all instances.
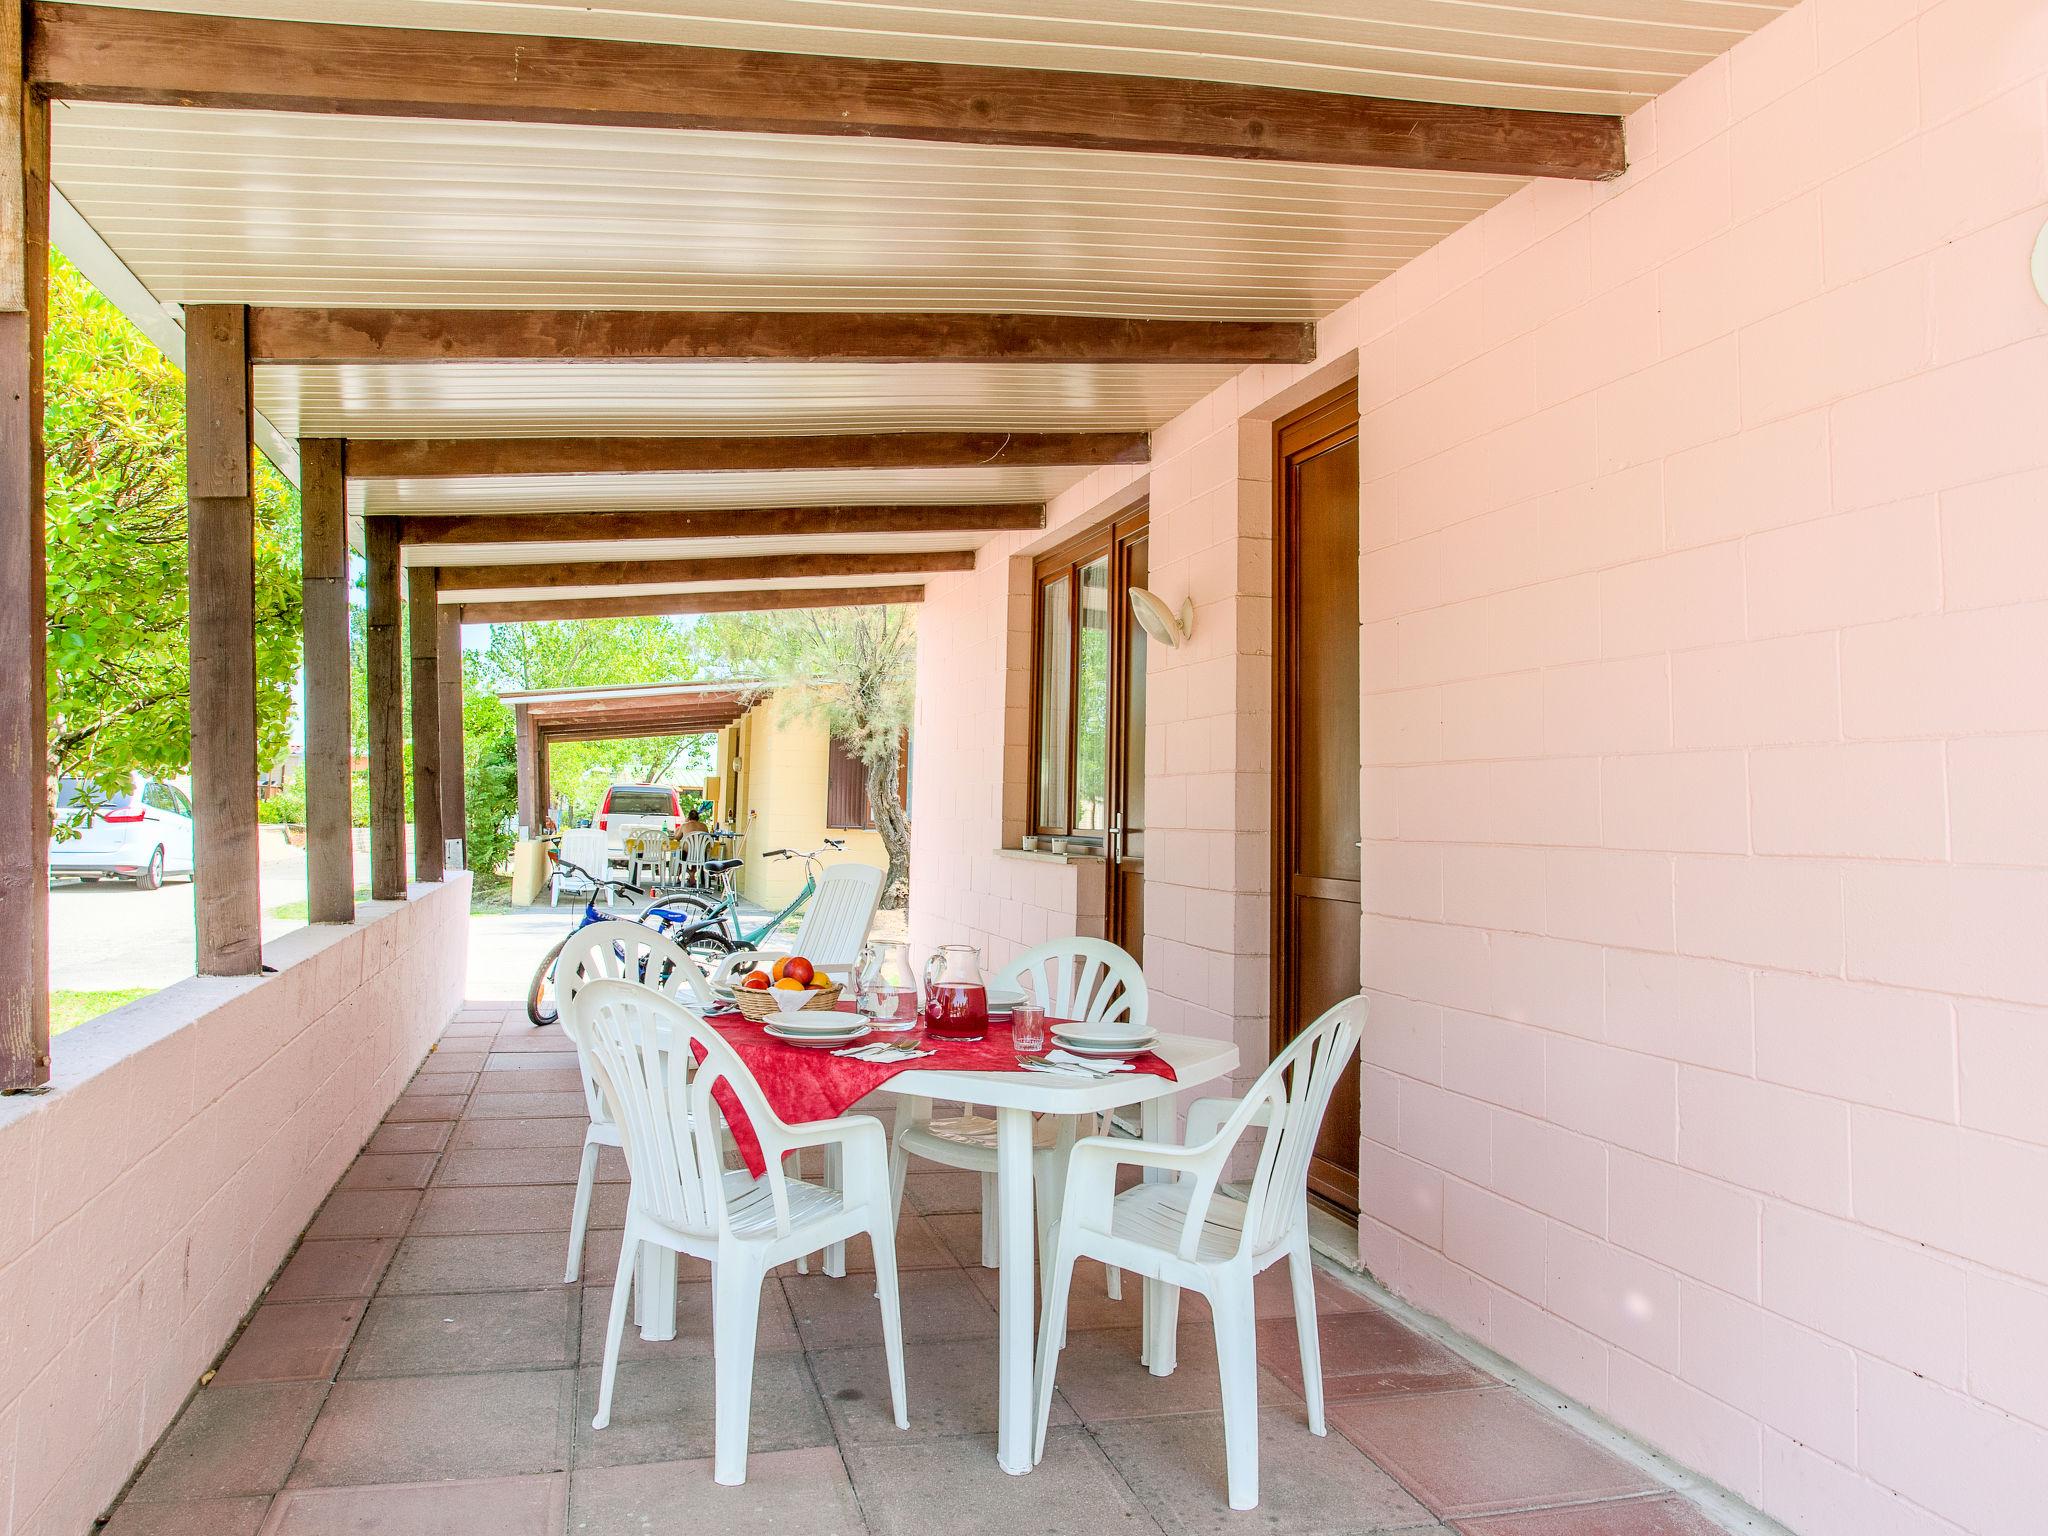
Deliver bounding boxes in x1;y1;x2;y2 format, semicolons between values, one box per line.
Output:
922;944;990;1041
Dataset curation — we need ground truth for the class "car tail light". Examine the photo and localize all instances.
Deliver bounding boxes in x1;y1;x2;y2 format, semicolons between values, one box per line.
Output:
102;809;146;823
597;816;608;830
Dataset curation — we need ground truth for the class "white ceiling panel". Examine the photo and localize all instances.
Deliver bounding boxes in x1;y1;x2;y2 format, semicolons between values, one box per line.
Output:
65;1;1795;115
446;570;938;603
349;466;1088;517
404;528;989;568
256;360;1244;438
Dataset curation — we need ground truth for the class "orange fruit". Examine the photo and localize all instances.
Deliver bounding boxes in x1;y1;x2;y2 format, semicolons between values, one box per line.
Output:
740;972;770;991
773;977;805;992
770;957;791;982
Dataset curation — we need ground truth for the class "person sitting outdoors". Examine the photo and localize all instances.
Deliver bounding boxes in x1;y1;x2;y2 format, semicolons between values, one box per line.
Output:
681;801;712;836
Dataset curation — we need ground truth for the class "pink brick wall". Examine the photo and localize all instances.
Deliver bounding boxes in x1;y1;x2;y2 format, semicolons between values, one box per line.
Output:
0;882;470;1535
908;1;2048;1527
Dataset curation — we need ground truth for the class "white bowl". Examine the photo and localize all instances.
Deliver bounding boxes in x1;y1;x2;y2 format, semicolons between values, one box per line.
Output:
764;1021;870;1048
987;985;1028;1010
766;1010;860;1032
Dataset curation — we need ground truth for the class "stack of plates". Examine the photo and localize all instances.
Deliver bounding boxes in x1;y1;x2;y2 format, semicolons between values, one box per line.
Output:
763;1016;871;1049
986;984;1027;1021
1049;1021;1158;1060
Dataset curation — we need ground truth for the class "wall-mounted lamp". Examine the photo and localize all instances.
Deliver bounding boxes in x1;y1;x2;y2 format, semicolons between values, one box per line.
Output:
1129;587;1195;649
2033;217;2048;308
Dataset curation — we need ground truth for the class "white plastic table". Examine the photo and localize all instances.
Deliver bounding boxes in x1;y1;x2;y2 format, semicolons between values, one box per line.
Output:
874;1033;1240;1474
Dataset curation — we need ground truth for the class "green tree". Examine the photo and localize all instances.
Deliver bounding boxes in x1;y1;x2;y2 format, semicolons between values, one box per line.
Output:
44;254;302;803
689;605;916;903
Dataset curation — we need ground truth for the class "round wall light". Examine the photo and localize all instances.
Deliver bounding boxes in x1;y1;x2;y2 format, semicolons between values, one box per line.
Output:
2034;216;2048;307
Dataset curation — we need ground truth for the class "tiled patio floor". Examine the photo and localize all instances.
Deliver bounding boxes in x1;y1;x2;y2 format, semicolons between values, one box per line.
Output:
102;1003;1726;1536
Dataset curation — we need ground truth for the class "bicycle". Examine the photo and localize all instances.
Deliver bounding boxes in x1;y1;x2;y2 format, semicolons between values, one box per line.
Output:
524;851;737;1027
664;838;846;954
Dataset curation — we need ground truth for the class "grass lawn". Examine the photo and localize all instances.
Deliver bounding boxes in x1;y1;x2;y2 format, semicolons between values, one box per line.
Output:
52;988;154;1036
267;887;372;922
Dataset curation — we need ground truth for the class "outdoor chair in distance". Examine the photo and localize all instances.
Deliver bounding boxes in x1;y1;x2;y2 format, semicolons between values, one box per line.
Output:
710;858;884;984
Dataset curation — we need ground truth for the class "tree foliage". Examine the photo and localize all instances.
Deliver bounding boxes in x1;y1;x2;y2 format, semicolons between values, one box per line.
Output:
689;605;917;902
44;254;302;801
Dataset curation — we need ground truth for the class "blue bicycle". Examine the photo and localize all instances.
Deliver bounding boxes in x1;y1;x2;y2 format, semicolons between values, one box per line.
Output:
525;850;737;1027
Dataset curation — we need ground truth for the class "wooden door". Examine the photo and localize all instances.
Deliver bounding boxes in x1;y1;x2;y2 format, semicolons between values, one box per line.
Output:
1274;384;1363;1213
1107;522;1148;959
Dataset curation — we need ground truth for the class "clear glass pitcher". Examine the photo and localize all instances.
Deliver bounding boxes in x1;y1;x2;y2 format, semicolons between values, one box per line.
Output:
922;943;990;1041
855;941;920;1032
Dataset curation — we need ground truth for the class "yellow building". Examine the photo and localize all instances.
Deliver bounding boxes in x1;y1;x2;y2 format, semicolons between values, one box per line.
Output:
715;691;895;912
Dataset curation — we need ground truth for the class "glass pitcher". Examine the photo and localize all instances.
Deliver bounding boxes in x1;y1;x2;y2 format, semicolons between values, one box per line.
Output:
922;943;990;1041
855;941;920;1033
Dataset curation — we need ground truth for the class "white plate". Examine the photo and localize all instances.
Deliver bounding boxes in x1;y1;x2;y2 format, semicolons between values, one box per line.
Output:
1052;1040;1152;1060
762;1011;861;1033
764;1022;871;1048
1052;1024;1157;1047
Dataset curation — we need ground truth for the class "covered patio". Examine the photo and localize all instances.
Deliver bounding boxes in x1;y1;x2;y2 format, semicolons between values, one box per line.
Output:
3;3;2045;1536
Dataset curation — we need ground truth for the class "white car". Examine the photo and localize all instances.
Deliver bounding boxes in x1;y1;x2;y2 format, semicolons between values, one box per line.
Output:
595;783;690;861
49;776;196;890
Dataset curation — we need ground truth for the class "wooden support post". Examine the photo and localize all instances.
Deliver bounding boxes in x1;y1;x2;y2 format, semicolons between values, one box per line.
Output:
300;438;353;923
407;565;443;883
183;304;262;976
1;9;51;1088
537;735;553;833
364;518;406;899
513;702;535;837
437;600;464;869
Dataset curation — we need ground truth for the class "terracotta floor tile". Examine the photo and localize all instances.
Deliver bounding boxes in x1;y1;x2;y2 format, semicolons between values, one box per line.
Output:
810;1336;1077;1444
214;1301;365;1386
267;1240;398;1303
412;1183;578;1236
577;1277;798;1362
411;1070;481;1095
1044;1326;1292;1425
923;1210;995;1268
901;1169;986;1216
1331;1390;1660;1519
291;1370;576;1487
1258;1306;1491;1402
964;1258;1147;1336
1095;1407;1435;1536
346;1288;578;1377
570;1354;831;1468
784;1266;995;1349
466;1091;591;1119
843;1427;1158;1536
125;1383;327;1502
450;1116;591;1150
365;1122;452;1156
257;1475;568;1536
1453;1496;1726;1536
383;1232;580;1294
486;1049;583;1072
434;1146;587;1187
338;1154;441;1192
421;1050;488;1073
101;1496;273;1535
385;1094;469;1123
304;1190;420;1241
830;1212;956;1273
475;1067;587;1095
570;1447;865;1536
486;1032;581;1053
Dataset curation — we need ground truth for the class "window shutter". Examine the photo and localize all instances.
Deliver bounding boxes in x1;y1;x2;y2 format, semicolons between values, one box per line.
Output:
825;736;869;829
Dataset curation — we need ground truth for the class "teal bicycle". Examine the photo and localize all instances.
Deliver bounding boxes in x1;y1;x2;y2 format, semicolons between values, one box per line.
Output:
663;837;846;952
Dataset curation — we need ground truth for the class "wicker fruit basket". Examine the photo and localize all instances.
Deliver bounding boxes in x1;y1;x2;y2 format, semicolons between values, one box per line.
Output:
731;981;844;1022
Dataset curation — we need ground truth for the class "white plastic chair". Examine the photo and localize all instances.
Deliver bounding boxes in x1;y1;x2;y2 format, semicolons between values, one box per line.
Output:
577;979;908;1485
889;937;1146;1291
551;827;614;906
712;861;884;983
1030;994;1367;1511
555;920;716;1283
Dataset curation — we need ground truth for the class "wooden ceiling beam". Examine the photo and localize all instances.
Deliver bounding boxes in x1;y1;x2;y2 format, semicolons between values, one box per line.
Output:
346;431;1146;479
459;584;924;624
251;309;1315;366
28;4;1626;181
387;504;1043;546
434;549;972;593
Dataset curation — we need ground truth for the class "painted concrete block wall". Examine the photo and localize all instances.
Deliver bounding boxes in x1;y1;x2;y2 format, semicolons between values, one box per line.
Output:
732;693;891;913
1336;4;2048;1533
0;880;470;1535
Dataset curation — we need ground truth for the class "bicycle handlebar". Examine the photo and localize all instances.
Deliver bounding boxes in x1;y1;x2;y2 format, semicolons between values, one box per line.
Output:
763;838;847;862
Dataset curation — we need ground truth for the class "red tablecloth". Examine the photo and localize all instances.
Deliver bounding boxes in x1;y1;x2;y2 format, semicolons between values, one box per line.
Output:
695;1004;1175;1177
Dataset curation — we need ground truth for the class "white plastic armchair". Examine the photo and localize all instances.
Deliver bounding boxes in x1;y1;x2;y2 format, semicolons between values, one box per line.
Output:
1030;994;1367;1511
710;860;884;985
889;936;1147;1290
551;827;614;906
576;980;907;1485
554;921;718;1283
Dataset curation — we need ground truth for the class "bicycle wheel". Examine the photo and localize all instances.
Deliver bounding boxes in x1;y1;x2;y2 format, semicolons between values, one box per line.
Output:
679;927;737;969
527;932;571;1027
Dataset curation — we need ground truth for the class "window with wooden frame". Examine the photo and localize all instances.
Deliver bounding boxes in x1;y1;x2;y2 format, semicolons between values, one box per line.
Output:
825;733;910;830
1028;507;1148;842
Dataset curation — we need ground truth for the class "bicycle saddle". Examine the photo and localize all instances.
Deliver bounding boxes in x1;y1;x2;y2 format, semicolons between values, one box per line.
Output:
701;857;744;873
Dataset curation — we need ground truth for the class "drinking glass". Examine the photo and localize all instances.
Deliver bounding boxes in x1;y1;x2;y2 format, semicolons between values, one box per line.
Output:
1010;1002;1047;1058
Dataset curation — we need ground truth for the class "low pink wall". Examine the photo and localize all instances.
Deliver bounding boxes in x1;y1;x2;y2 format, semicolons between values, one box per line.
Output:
0;880;470;1535
911;0;2048;1530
